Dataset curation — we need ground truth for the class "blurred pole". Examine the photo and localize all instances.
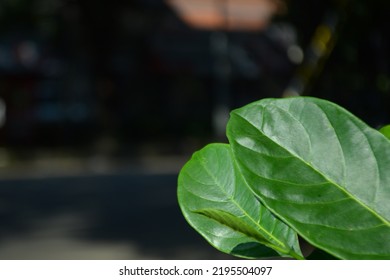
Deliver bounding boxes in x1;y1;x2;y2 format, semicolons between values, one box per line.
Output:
283;0;350;97
211;31;231;139
211;0;231;140
0;98;6;128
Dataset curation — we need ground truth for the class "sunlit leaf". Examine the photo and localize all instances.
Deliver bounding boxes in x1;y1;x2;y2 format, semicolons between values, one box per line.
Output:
227;97;390;259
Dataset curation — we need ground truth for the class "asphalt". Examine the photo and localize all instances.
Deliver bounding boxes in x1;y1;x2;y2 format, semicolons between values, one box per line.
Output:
0;157;235;260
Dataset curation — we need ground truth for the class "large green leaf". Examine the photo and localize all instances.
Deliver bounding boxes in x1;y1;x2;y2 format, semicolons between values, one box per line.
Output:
177;143;304;259
227;97;390;259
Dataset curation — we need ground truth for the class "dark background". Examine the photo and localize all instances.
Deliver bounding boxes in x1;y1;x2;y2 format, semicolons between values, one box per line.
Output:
0;0;389;259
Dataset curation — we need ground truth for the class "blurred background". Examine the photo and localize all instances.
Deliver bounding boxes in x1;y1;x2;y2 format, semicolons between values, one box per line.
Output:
0;0;390;259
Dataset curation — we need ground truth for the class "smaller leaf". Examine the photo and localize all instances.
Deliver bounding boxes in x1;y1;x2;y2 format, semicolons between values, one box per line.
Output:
380;124;390;140
177;143;303;259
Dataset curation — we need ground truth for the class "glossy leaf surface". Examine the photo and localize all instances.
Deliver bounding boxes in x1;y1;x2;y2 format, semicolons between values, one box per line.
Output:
227;97;390;259
178;143;303;259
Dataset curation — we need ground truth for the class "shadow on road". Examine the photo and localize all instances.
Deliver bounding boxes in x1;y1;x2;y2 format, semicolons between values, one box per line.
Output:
0;172;234;259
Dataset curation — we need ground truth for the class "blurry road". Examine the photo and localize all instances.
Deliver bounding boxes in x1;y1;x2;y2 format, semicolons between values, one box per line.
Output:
0;158;234;260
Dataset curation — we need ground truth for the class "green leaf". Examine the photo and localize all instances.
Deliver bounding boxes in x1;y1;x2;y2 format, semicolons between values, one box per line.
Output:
177;143;304;259
380;124;390;140
227;97;390;260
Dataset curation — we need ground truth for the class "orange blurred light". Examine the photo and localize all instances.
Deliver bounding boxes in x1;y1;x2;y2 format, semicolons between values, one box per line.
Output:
167;0;285;31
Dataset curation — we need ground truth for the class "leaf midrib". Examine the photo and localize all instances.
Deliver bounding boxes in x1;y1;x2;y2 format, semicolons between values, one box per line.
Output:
195;154;291;252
